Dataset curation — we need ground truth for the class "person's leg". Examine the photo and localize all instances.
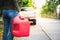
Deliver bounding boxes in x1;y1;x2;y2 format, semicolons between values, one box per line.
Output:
2;10;10;40
7;18;14;40
7;10;17;40
2;10;17;40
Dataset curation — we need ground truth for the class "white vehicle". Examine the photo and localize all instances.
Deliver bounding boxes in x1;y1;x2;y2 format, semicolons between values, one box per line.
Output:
20;7;36;25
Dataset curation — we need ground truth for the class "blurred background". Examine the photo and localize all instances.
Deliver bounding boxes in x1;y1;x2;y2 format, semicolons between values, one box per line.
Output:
0;0;60;40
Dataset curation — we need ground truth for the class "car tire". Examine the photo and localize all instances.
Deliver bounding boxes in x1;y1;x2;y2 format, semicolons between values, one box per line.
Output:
29;19;36;25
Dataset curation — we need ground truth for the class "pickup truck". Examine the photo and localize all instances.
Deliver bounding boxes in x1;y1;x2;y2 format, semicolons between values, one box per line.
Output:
20;7;36;25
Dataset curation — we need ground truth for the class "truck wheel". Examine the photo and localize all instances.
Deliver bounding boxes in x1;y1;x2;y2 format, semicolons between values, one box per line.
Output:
30;19;36;25
33;20;36;25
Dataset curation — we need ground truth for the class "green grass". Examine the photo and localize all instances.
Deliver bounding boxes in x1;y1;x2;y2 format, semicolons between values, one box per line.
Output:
0;32;3;38
0;17;3;21
0;17;3;37
0;17;3;31
0;25;3;32
0;25;3;38
40;13;57;19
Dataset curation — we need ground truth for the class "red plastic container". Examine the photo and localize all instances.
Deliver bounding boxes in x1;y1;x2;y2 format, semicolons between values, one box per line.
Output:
12;16;30;37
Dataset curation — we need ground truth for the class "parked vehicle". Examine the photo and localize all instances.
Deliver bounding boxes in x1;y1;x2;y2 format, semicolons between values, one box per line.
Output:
20;7;36;25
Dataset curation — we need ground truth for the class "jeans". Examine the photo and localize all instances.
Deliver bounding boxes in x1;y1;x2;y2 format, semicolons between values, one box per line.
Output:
2;10;17;40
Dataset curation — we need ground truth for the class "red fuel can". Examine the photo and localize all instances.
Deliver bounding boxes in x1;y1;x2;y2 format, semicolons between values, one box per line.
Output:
12;16;30;37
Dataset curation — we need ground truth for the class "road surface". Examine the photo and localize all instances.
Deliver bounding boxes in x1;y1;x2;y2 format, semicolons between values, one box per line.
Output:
37;17;60;40
0;17;60;40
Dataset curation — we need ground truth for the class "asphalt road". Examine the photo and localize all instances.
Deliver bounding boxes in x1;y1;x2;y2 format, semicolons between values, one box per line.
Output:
13;25;50;40
37;17;60;40
0;17;60;40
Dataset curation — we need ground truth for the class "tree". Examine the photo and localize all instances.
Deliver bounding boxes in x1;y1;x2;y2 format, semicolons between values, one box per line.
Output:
40;0;60;18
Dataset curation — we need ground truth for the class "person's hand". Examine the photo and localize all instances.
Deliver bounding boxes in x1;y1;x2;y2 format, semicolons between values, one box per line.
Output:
18;12;20;16
18;12;24;18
